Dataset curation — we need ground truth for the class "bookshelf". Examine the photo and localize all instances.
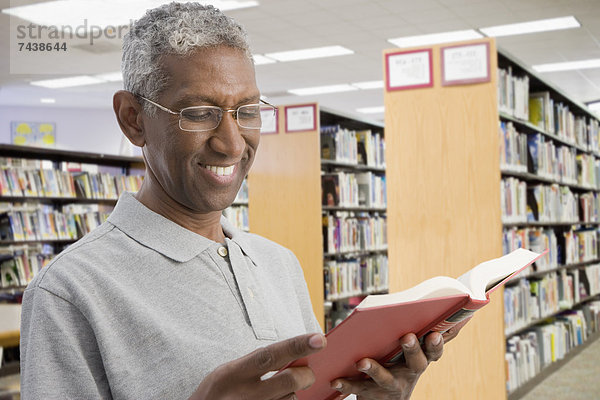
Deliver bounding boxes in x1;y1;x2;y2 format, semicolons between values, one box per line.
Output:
497;50;600;398
0;144;144;298
248;104;387;330
382;37;600;399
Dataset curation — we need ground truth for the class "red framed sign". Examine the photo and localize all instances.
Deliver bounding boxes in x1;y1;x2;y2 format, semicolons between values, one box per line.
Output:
441;42;490;86
285;104;317;133
385;49;433;91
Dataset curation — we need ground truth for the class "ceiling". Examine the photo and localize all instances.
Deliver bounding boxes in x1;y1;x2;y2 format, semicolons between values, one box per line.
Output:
1;0;600;124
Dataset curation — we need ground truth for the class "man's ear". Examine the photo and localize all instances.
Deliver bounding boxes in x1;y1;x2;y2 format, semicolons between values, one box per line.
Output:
113;90;146;147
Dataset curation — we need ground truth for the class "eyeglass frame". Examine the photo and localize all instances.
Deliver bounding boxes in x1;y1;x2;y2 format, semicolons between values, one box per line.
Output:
137;94;276;132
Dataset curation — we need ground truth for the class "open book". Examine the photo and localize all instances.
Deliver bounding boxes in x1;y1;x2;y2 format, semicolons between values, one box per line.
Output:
284;248;546;400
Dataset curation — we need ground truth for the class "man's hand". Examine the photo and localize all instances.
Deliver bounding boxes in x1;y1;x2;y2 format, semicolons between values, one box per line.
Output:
330;318;470;400
330;332;443;400
189;333;326;400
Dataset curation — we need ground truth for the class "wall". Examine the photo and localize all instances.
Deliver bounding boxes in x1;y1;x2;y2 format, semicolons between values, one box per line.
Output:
0;105;139;156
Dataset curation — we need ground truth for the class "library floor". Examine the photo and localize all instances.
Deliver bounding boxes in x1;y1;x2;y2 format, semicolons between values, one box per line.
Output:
520;337;600;400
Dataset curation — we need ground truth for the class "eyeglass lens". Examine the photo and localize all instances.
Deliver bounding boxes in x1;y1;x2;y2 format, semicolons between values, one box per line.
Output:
179;104;276;132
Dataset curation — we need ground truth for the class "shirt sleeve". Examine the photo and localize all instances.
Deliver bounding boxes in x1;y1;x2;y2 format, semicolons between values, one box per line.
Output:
20;285;112;399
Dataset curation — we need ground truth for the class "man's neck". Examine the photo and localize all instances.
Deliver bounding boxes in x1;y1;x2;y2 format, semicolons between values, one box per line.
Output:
134;182;226;243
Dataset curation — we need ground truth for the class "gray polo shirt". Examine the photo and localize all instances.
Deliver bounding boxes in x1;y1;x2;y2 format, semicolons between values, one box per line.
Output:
20;192;321;399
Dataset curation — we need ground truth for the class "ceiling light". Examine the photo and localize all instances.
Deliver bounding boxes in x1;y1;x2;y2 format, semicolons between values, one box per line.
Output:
253;55;277;65
357;106;385;114
265;46;354;62
479;16;580;37
588;101;600;114
388;30;483;48
95;71;123;82
31;76;105;88
352;81;384;90
288;84;358;96
532;58;600;73
40;98;56;104
2;0;258;29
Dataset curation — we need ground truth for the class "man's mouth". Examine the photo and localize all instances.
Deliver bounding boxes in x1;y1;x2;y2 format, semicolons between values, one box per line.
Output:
200;164;235;176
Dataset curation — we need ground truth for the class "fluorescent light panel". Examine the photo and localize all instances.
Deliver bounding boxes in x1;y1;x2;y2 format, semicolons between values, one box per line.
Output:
388;29;483;48
357;106;385;114
2;0;258;29
95;71;123;82
479;16;580;37
352;81;384;90
288;84;358;96
265;46;354;62
40;98;56;104
31;75;104;88
253;55;277;65
533;58;600;73
588;101;600;113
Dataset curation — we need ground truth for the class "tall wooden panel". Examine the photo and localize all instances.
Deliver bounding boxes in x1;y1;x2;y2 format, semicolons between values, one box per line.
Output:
383;38;505;399
248;104;325;328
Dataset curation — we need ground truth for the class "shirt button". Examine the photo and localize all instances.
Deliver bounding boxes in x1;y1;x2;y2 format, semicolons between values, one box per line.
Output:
248;288;255;299
217;246;228;257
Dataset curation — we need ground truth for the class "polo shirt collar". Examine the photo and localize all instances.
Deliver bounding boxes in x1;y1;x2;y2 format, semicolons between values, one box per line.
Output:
108;192;258;264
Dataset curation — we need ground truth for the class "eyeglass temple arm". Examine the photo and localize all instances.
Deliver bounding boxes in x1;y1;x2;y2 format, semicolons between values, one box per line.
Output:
260;98;276;108
138;96;179;115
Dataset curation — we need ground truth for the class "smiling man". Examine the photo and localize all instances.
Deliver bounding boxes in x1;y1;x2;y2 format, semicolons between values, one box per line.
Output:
19;3;454;400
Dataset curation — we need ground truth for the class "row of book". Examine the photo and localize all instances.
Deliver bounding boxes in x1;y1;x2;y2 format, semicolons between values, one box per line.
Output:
322;212;387;254
222;205;248;232
0;244;54;289
323;254;388;301
504;265;600;335
505;300;600;393
503;228;558;275
0;203;111;242
502;180;588;223
529;92;590;148
321;125;386;168
499;121;527;173
497;67;530;121
0;166;143;199
528;133;579;185
322;172;387;208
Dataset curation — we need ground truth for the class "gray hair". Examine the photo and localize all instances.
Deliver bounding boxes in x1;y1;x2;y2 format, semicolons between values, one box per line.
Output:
121;2;252;116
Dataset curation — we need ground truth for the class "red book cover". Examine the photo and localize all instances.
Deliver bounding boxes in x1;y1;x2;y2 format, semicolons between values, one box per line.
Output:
282;248;547;400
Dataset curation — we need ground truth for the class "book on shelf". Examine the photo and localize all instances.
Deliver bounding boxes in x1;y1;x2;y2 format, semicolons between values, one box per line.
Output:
282;248;545;400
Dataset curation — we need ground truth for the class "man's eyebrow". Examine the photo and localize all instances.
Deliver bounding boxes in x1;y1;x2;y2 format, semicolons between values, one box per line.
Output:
174;94;261;109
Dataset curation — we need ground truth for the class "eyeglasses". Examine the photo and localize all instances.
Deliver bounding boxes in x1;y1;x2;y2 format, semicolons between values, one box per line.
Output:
138;95;277;132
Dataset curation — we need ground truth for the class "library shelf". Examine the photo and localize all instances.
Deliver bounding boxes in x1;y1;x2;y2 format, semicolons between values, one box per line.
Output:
505;293;600;338
323;248;388;258
507;258;600;283
502;221;600;228
507;329;600;400
0;144;143;168
500;169;598;192
320;159;386;173
322;205;387;213
0;196;118;205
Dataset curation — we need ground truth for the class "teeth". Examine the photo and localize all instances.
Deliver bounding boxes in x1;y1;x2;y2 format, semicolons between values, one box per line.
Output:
203;164;235;176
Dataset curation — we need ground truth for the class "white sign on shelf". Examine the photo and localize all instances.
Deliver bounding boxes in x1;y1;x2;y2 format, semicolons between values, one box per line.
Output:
385;49;433;91
285;104;316;133
441;42;490;86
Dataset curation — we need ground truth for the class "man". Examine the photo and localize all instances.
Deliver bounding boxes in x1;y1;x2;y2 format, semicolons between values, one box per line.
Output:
20;3;462;399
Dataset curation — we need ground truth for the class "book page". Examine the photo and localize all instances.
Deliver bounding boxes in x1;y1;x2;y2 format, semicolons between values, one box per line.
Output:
457;248;543;300
356;276;471;309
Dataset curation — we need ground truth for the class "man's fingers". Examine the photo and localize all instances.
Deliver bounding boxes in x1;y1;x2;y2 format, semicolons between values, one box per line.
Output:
399;334;429;374
237;333;326;377
423;332;444;362
262;366;315;399
355;358;397;390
